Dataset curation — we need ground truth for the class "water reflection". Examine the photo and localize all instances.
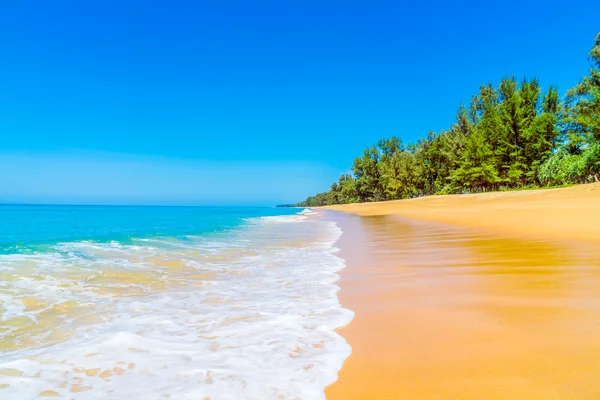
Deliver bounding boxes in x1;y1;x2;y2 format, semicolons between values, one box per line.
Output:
327;211;600;400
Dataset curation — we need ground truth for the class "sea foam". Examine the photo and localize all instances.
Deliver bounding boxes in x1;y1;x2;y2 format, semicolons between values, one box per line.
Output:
0;211;353;399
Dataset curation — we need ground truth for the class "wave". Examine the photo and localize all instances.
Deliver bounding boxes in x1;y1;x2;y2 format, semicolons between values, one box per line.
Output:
0;212;353;399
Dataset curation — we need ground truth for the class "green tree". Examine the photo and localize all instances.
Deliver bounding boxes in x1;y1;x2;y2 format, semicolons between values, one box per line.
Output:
352;146;384;202
523;86;562;182
291;33;599;208
378;150;421;199
476;83;505;182
338;174;359;203
452;128;501;191
498;77;528;185
564;33;600;149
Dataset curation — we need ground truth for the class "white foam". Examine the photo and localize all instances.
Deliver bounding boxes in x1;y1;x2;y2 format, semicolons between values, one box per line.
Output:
299;208;321;216
0;213;353;399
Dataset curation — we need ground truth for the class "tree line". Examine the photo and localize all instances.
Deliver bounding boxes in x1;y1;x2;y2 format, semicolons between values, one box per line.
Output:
289;33;600;207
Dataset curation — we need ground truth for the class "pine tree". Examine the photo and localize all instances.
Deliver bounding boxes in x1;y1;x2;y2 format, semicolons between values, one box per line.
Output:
292;33;600;207
564;33;600;149
338;174;359;203
352;146;383;202
522;86;562;182
476;83;505;183
498;77;527;185
379;150;421;199
451;127;501;192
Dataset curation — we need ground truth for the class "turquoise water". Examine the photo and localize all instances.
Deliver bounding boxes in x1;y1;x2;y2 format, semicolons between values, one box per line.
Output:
0;205;353;399
0;204;299;253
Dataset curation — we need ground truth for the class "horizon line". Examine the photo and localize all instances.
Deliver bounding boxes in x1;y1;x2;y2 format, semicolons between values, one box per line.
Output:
0;202;290;208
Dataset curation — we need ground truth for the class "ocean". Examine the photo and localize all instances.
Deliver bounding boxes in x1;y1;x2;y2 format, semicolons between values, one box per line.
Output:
0;205;353;399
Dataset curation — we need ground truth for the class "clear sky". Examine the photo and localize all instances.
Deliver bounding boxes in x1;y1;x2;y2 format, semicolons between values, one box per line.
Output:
1;0;599;205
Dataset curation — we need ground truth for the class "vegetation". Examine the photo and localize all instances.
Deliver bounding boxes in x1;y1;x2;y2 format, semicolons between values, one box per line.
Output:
291;33;600;207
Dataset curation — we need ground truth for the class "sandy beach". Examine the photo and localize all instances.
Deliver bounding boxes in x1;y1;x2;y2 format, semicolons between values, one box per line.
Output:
324;183;600;399
327;183;600;244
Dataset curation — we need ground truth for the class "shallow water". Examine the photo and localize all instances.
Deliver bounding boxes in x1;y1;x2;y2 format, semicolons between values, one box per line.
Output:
0;206;353;399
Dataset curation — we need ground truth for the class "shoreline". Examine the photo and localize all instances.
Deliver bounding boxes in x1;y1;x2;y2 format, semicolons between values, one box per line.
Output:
323;183;600;399
0;210;352;399
323;182;600;244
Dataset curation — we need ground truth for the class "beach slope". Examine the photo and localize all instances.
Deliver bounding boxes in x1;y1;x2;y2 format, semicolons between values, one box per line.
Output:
324;183;600;400
326;183;600;243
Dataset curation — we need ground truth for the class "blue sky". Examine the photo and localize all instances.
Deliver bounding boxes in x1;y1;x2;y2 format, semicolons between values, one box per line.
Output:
1;0;599;205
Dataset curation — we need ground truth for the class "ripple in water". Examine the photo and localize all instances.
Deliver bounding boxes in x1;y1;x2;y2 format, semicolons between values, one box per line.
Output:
0;212;353;399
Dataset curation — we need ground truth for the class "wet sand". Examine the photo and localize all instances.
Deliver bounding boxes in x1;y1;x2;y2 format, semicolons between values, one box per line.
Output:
324;184;600;399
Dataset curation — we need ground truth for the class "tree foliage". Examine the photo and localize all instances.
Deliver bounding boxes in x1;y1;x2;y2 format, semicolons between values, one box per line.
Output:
291;33;600;207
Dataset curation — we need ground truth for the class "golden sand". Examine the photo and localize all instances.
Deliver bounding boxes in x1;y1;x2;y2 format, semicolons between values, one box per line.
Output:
326;183;600;244
324;183;600;399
